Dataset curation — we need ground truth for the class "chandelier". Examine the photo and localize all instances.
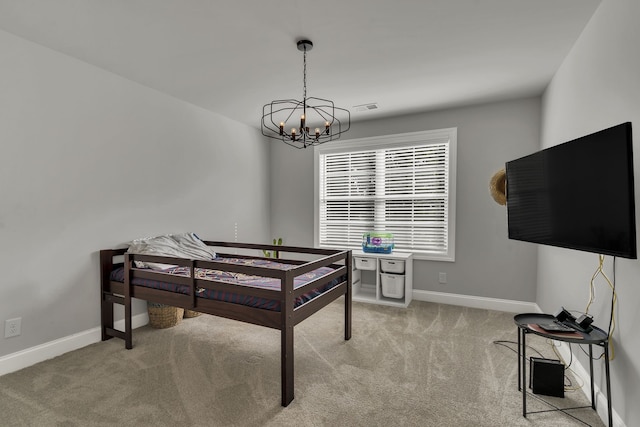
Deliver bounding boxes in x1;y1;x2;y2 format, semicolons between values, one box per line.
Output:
261;40;351;149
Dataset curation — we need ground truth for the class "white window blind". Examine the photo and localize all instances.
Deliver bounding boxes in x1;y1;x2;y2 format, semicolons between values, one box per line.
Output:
316;129;456;261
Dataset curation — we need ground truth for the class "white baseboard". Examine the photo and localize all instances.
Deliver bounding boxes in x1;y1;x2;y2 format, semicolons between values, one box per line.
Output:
555;341;626;427
0;327;101;377
412;289;540;313
0;312;148;377
113;312;149;332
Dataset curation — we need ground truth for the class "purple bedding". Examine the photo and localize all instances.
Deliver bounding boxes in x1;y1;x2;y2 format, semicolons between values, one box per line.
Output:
110;256;343;311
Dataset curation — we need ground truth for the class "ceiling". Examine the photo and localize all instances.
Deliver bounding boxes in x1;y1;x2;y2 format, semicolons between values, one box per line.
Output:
0;0;601;129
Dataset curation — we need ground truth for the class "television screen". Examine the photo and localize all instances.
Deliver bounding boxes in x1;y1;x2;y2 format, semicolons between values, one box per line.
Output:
506;122;636;259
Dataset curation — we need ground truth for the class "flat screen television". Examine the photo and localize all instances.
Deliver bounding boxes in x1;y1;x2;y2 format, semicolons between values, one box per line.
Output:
506;122;637;259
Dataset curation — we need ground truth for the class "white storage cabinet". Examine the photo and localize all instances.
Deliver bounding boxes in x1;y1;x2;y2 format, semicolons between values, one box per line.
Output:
351;250;413;307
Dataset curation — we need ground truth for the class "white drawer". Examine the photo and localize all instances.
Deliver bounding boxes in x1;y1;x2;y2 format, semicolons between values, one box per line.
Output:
354;257;376;271
380;259;405;274
380;272;405;299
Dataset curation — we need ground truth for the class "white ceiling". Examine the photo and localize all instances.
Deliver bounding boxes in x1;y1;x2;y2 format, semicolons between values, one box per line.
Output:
0;0;601;129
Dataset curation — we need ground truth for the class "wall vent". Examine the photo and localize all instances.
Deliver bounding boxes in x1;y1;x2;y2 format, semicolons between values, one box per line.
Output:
353;103;379;112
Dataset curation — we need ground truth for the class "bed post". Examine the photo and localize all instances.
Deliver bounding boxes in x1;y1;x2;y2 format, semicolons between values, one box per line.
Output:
345;250;352;341
123;253;133;350
100;250;114;341
281;271;294;406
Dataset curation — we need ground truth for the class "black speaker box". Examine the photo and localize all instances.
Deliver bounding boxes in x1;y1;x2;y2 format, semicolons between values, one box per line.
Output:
529;357;564;398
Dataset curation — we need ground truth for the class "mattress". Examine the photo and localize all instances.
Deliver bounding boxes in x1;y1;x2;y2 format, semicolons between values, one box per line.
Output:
110;256;343;311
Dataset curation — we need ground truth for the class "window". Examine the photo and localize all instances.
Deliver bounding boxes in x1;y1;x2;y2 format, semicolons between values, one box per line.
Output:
314;128;456;261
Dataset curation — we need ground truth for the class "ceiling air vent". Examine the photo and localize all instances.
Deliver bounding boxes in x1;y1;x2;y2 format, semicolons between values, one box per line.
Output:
353;103;379;112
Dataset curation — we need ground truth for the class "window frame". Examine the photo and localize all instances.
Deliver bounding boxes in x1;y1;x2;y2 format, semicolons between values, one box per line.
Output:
314;128;457;261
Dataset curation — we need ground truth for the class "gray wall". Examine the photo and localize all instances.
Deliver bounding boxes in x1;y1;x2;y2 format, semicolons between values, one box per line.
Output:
0;30;270;358
539;0;640;423
270;97;540;302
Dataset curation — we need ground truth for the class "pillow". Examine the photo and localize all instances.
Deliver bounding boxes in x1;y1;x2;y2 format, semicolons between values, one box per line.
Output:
127;232;216;270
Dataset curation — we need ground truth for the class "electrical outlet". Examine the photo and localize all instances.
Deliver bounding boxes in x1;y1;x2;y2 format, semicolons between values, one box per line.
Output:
5;317;21;338
439;272;447;284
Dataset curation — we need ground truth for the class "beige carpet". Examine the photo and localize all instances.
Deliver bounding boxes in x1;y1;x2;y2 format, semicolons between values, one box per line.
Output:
0;300;605;426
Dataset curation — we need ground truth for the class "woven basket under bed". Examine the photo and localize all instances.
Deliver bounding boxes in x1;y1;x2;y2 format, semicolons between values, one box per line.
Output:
183;309;202;318
147;302;184;329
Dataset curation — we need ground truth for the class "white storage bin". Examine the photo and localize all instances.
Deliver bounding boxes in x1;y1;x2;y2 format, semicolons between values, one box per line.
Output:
380;273;405;299
354;257;376;271
380;259;405;274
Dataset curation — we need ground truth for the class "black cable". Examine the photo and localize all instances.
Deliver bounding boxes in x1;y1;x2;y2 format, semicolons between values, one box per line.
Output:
578;343;605;360
492;340;545;359
564;376;574;388
610;256;616;336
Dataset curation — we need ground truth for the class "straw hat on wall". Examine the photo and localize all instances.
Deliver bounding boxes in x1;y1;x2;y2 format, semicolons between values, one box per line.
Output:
489;169;506;205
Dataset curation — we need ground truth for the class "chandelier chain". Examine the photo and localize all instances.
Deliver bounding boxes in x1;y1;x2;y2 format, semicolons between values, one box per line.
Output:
303;48;307;100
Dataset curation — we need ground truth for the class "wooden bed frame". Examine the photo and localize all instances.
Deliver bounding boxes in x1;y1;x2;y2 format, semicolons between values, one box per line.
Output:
99;240;352;407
